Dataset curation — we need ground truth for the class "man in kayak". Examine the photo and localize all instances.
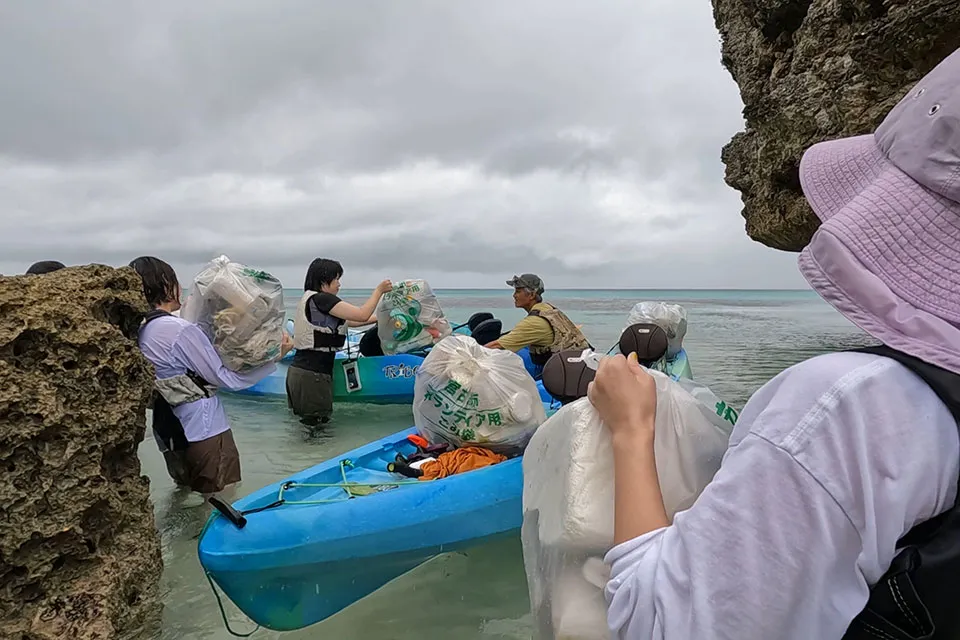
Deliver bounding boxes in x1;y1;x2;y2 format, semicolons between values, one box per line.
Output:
484;273;591;376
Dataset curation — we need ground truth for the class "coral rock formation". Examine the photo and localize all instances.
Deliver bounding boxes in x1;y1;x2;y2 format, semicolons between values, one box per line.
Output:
0;265;161;640
711;0;960;251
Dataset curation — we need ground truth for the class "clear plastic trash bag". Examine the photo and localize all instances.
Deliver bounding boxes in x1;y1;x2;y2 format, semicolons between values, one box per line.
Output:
413;334;547;455
180;255;285;372
376;279;453;355
521;368;737;639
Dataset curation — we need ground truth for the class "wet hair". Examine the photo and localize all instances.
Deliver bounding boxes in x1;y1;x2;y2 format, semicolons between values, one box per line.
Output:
26;260;66;275
304;258;344;292
128;256;180;307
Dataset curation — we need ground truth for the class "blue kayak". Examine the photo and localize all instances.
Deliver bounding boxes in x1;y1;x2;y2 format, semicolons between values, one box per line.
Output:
198;414;555;632
231;345;553;405
200;350;694;631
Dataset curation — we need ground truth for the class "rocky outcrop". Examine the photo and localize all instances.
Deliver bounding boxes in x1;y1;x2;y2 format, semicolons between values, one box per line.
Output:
0;266;161;640
711;0;960;251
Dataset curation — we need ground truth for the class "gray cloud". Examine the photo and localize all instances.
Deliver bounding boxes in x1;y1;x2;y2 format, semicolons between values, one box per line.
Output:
0;0;806;290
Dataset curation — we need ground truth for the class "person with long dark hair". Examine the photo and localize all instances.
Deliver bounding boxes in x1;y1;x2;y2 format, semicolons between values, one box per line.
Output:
129;256;293;496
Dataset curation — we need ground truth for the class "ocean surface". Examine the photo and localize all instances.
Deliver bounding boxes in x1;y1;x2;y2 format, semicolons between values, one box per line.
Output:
139;288;872;639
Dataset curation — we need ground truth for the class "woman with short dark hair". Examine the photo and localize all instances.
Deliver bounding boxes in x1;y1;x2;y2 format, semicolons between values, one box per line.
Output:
287;258;392;425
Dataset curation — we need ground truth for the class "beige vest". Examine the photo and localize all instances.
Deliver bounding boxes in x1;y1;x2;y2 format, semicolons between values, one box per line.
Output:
528;303;591;365
293;290;348;352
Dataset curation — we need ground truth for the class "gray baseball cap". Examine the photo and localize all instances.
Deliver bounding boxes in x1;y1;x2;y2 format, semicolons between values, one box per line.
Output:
506;273;544;294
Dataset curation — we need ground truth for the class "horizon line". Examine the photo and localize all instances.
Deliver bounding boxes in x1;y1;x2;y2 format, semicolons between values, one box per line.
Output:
321;286;815;292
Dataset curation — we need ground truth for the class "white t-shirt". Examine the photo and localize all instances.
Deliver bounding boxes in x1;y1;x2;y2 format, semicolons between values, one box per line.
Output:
604;351;960;639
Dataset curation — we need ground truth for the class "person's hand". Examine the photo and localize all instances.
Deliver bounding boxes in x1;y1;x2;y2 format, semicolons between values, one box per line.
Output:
587;352;657;440
280;331;295;358
376;279;393;294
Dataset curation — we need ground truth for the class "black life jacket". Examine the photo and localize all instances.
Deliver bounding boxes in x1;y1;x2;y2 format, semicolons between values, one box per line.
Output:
141;309;213;452
843;344;960;639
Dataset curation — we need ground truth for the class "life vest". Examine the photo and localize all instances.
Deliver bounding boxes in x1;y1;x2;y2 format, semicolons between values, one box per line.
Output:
527;303;592;367
843;344;960;639
141;309;215;452
293;290;347;353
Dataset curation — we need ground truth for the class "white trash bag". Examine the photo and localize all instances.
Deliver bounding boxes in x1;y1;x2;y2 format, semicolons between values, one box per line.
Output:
180;255;285;372
413;334;547;454
377;279;453;355
521;367;737;639
626;301;688;357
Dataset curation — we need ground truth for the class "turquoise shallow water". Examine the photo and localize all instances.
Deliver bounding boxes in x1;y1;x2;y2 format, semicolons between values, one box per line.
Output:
141;288;871;639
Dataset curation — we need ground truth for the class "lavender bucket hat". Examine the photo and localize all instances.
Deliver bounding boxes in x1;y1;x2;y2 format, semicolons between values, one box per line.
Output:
797;46;960;374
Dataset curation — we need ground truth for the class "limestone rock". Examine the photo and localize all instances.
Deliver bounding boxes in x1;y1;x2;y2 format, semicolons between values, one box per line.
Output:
711;0;960;251
0;265;161;640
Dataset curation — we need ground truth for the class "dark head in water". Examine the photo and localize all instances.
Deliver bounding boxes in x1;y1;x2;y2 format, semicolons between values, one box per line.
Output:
129;256;181;312
25;260;66;275
506;273;544;311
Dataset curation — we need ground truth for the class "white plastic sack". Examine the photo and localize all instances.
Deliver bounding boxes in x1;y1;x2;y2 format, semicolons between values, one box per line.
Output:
521;368;737;639
413;334;547;454
180;255;285;372
376;279;452;355
626;301;688;357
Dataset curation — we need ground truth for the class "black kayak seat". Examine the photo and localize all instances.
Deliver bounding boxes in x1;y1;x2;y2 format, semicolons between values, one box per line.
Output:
542;323;670;405
618;322;668;366
541;349;598;405
358;326;385;357
472;318;503;346
465;312;495;333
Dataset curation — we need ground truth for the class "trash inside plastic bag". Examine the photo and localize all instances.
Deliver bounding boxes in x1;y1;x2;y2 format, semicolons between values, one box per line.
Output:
377;279;452;355
413;334;547;455
180;255;285;372
521;368;737;639
626;302;688;357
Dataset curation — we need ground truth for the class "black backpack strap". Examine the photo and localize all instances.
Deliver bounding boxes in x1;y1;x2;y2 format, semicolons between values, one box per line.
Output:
143;308;172;325
152;395;191;452
851;345;960;424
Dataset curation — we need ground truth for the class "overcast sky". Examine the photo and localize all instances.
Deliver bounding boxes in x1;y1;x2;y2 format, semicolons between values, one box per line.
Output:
0;0;810;290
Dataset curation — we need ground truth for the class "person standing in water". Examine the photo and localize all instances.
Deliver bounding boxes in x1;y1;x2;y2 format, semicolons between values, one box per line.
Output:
129;256;292;497
286;258;392;426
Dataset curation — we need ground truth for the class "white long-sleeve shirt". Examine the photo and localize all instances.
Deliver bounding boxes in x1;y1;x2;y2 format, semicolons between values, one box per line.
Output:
138;314;276;443
605;351;960;639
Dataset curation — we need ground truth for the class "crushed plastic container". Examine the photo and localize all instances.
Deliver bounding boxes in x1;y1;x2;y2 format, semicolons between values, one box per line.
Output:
180;255;285;372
